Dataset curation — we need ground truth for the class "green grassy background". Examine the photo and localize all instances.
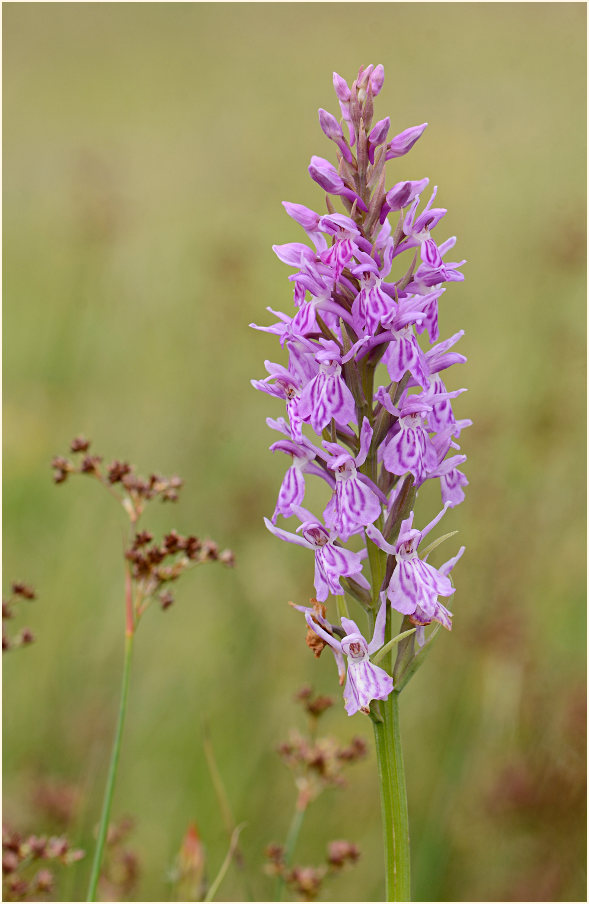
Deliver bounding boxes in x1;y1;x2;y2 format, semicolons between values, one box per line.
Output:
3;4;586;901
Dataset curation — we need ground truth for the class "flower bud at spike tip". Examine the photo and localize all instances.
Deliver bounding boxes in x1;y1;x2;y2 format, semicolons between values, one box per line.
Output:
318;108;343;142
386;122;428;159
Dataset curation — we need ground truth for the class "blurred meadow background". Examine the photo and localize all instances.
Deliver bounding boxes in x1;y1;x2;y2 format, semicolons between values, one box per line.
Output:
3;3;586;901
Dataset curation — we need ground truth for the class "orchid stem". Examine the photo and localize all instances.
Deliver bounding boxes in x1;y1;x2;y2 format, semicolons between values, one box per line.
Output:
373;689;411;901
86;631;135;901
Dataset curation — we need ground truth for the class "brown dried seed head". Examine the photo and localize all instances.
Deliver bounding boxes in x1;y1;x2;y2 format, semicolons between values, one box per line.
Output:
337;736;368;762
11;582;36;600
133;531;153;548
160;590;174;610
80;455;103;474
34;868;54;893
218;548;235;567
327;840;360;868
185;536;202;560
200;540;219;562
2;850;19;874
306;625;327;658
70;436;90;453
163;530;183;553
265;843;284;866
295;686;313;702
306;695;335;718
107;460;132;484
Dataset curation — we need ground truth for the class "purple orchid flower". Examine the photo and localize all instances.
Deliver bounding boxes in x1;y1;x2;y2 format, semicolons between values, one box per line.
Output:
302;598;395;715
251;361;306;442
282;201;328;253
253;68;469;727
318;108;354;164
385;122;428;160
368;116;390;165
308;156;367;211
367;506;465;629
264;513;366;601
379;177;430;223
321;417;383;540
405;235;466;294
349;251;396;335
298;340;357;434
376;387;438;485
381;323;430;390
269;438;334;523
318;213;364;282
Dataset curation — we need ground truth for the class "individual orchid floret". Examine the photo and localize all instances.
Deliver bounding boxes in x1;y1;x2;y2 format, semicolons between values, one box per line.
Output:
302;598;394;715
290;599;346;682
332;71;354;145
367;116;390;165
251;361;306;442
381;322;430;391
282;202;328;253
376;388;438;485
308;156;368;211
250;305;320;385
397;187;447;268
270;438;334;523
318;108;353;164
422;330;467;377
322;418;382;540
428;445;469;508
265;514;366;602
349;251;395;335
369;64;385;97
318;214;364;282
298;340;357;434
367;506;464;629
405;243;466;294
379;177;430;223
385;122;428;160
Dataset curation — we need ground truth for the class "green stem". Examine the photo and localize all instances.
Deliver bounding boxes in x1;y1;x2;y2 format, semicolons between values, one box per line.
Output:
86;631;135;901
275;804;306;901
373;691;411;901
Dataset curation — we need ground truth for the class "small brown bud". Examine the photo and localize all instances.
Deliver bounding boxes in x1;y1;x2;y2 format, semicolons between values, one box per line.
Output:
185;535;202;560
107;460;132;484
34;868;54;893
133;530;153;548
51;456;73;483
160;590;174;610
306;695;334;718
337;736;367;762
11;582;36;600
218;548;235;567
80;455;102;474
295;686;313;702
327;840;360;869
70;436;90;453
3;850;19;874
163;530;183;554
200;540;218;562
19;628;34;646
46;836;69;859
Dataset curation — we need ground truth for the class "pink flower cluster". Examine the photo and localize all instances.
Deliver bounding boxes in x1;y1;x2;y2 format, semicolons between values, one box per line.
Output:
252;65;468;714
